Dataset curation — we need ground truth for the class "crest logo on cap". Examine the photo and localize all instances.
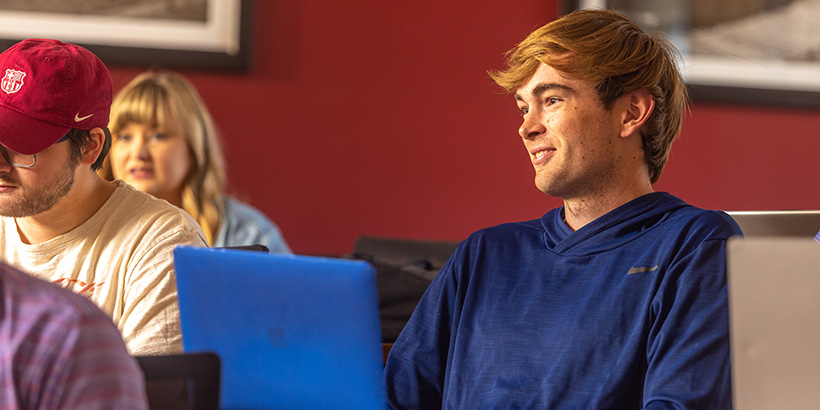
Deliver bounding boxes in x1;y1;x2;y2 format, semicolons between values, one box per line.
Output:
1;69;26;94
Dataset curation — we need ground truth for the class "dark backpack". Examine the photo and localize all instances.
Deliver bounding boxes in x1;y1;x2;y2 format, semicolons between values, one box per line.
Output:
344;236;459;342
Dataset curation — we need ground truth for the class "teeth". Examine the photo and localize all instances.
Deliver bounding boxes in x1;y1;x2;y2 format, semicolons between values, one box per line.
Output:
532;149;549;158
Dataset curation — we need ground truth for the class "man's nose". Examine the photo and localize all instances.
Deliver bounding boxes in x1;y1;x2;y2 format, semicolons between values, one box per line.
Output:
519;113;545;140
0;148;16;171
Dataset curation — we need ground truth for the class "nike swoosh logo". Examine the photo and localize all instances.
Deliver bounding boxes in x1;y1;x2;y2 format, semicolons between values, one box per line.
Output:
627;265;659;275
74;113;93;122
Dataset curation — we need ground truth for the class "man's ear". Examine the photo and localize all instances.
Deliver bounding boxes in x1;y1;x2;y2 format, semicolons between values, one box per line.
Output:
81;127;105;165
620;89;655;138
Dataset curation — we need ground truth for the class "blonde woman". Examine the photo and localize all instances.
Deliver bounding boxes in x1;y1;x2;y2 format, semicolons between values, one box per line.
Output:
101;71;290;253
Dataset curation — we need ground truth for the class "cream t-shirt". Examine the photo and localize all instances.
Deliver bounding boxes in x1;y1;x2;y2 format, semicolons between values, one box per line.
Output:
0;180;207;355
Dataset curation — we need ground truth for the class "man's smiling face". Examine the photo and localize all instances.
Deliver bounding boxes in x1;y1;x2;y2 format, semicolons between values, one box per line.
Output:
514;63;625;200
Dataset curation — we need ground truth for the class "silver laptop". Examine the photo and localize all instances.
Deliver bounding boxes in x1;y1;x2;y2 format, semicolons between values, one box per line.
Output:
727;237;820;409
727;210;820;237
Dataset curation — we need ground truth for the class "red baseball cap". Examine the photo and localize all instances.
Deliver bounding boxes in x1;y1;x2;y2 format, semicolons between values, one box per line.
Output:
0;38;112;155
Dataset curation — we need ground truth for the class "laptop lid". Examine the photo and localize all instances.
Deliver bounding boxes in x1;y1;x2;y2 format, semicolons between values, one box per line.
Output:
727;237;820;409
136;352;220;410
727;210;820;237
173;247;385;410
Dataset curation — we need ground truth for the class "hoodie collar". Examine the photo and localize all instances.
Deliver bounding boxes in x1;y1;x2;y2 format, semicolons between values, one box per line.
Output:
542;192;688;255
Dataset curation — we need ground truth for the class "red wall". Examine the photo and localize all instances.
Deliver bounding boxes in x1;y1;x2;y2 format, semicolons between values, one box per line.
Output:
108;1;820;255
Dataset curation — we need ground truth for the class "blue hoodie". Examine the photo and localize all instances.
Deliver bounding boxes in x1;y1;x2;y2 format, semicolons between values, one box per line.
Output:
385;192;742;410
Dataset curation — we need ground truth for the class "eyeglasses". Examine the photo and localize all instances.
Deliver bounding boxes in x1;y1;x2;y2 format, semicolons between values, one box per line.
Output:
0;132;70;168
0;146;37;168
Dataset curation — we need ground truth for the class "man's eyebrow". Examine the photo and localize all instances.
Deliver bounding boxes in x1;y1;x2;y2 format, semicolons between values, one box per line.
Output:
514;83;575;101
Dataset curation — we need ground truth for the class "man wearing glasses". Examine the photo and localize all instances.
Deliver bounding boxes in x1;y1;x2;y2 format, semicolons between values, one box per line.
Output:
0;39;207;355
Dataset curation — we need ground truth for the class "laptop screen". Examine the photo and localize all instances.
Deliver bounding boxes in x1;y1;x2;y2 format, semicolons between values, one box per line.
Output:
727;210;820;237
173;247;385;410
727;237;820;409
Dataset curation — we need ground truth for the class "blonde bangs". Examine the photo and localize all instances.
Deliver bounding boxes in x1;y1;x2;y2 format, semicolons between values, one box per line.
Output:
109;80;174;136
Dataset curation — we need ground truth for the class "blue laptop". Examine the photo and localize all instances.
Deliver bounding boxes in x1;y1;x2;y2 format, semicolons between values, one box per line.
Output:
173;246;385;410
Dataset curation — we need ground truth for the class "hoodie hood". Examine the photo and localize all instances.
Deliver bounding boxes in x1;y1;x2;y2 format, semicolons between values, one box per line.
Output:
542;192;690;256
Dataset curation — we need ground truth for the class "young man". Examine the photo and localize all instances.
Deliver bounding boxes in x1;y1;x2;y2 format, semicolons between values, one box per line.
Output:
384;9;741;409
0;261;148;409
0;39;207;355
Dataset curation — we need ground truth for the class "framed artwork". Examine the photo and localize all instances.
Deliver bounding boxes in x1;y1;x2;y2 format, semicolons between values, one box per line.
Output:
563;0;820;108
0;0;254;71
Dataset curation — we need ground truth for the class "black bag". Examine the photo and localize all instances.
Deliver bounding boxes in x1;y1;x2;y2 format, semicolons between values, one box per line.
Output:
345;236;459;342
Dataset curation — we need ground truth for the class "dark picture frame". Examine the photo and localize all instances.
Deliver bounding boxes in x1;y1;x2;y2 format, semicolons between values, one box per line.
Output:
0;0;255;71
563;0;820;109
